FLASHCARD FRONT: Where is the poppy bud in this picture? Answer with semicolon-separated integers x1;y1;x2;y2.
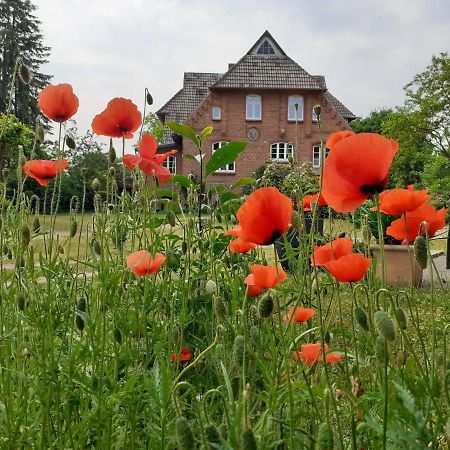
18;147;26;167
175;417;195;450
414;235;428;269
258;292;274;319
108;166;116;177
146;90;153;106
92;178;100;192
20;223;31;247
77;296;87;312
313;104;322;119
288;155;294;165
315;423;333;450
324;330;332;344
397;350;409;366
355;305;369;331
70;217;78;238
214;343;225;359
205;423;221;446
92;239;102;256
182;241;188;254
206;280;217;295
35;124;45;143
216;213;222;223
65;135;76;150
249;325;260;344
19;63;32;84
108;203;114;211
16;292;26;311
291;210;302;232
76;314;84;332
32;216;41;233
374;309;395;341
337;231;346;238
113;327;122;345
233;335;245;366
166;212;176;227
241;428;257;450
108;139;116;163
394;307;407;330
58;245;64;254
361;224;372;243
21;347;32;358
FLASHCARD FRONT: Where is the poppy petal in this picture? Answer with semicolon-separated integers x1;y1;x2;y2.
326;130;354;149
138;134;157;160
38;84;79;123
312;237;353;266
323;253;372;282
229;238;257;253
377;186;431;216
123;154;141;170
284;306;315;324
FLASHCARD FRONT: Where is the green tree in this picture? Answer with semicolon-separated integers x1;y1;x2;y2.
0;0;51;126
350;108;392;134
142;112;164;143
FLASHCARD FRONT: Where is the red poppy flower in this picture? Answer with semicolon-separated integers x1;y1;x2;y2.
171;346;192;362
375;185;430;216
38;84;79;123
312;237;372;283
292;343;342;366
23;159;68;186
126;250;165;276
386;202;448;243
229;238;257;253
322;133;399;213
244;264;287;297
326;130;355;149
302;193;327;212
92;98;142;139
123;134;177;184
232;187;292;245
283;306;315;324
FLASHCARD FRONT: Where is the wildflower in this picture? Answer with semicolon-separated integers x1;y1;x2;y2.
244;264;286;297
283;306;315;324
38;83;79;123
302;192;327;212
171;346;192;362
92;97;142;139
292;343;342;366
375;185;430;216
322;133;399;213
126;250;165;276
226;187;292;245
23;159;68;186
229;238;257;253
312;237;372;283
123;134;177;183
386;202;448;243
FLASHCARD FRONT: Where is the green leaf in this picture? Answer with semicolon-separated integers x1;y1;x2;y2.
219;192;240;204
182;153;197;161
155;189;178;199
231;177;254;190
199;126;213;139
170;175;192;188
166;121;200;147
208;185;227;195
205;141;248;177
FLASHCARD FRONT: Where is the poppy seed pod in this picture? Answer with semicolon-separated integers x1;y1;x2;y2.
291;210;302;232
233;335;245;366
175;417;195;450
315;423;334;450
374;309;396;341
70;218;78;238
414;235;428;269
113;327;122;345
92;239;102;256
19;63;32;84
166;212;176;227
75;314;84;332
108;139;116;163
91;178;100;192
313;104;322;119
32;216;41;233
375;336;388;363
395;307;407;330
206;280;217;295
258;292;274;319
35;124;45;143
355;305;369;331
20;223;31;247
108;166;116;177
241;428;257;450
76;296;87;312
361;224;372;243
65;135;76;150
16;292;26;311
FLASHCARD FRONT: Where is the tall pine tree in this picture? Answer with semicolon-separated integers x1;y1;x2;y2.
0;0;51;126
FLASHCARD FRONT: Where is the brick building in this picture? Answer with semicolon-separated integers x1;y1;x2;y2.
156;31;355;185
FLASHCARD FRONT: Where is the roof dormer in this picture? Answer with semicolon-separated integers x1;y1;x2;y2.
247;30;286;57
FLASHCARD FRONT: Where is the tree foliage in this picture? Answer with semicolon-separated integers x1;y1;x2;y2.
142;113;164;143
350;109;392;134
0;0;51;126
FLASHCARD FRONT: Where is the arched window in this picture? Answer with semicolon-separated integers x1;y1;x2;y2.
271;142;293;163
161;155;176;174
312;145;329;168
256;39;275;55
246;95;262;121
212;141;235;173
288;96;304;122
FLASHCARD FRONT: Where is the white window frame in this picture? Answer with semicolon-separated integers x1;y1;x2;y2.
212;106;221;121
312;106;319;123
162;155;176;174
256;39;275;55
246;95;262;121
312;145;329;168
271;142;293;163
288;96;304;122
212;141;235;174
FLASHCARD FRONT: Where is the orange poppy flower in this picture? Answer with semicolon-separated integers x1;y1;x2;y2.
283;306;315;324
229;238;257;253
386;202;448;243
375;185;430;216
232;187;292;245
302;193;327;212
126;250;165;276
322;133;399;213
244;264;287;297
292;343;342;366
92;98;142;139
171;346;192;362
123;134;177;184
23;159;68;186
38;83;79;123
326;130;355;149
311;237;353;266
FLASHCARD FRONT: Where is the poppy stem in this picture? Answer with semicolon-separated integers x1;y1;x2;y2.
374;194;387;292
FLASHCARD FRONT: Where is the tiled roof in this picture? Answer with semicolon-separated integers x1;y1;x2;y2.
312;75;327;90
211;55;323;90
157;72;221;143
324;91;356;120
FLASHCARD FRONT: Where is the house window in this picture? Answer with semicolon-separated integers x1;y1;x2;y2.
212;106;221;120
212;141;235;173
246;95;262;121
312;106;319;122
256;39;275;55
162;155;176;174
271;142;293;163
288;96;304;122
312;145;329;168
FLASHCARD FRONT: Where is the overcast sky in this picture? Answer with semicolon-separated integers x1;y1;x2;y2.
36;0;450;150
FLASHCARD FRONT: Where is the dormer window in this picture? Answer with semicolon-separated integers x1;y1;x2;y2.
257;39;275;55
246;95;262;121
212;106;221;120
288;96;304;122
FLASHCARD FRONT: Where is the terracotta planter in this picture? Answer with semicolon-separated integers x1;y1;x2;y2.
370;244;423;287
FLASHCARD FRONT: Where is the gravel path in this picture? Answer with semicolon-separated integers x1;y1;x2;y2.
422;254;449;288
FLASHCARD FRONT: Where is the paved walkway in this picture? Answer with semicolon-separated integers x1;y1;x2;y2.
422;253;449;288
